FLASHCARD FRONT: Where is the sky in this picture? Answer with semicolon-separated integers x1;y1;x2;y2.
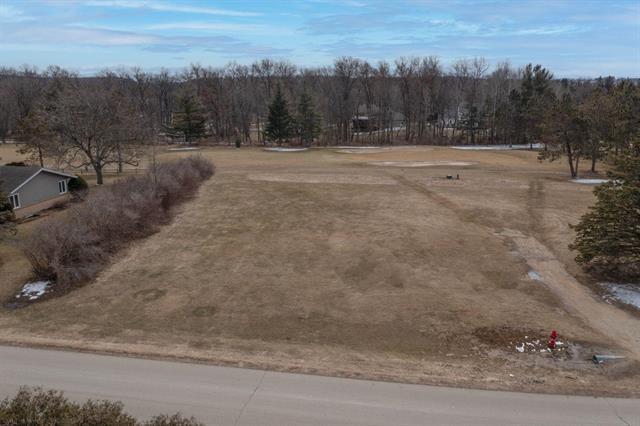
0;0;639;77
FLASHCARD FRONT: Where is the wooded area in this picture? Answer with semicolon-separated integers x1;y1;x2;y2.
0;57;638;180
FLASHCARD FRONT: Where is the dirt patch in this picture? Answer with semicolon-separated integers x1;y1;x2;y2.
474;325;542;346
248;173;397;185
192;306;217;317
369;161;474;167
133;288;167;302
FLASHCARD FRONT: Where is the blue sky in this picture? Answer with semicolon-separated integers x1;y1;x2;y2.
0;0;639;77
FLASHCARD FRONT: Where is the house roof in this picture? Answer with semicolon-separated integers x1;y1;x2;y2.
0;166;76;194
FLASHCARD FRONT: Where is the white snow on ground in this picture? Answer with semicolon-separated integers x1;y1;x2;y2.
601;282;640;309
263;148;308;152
17;281;49;300
334;146;384;149
570;179;609;185
528;271;544;282
337;148;392;154
353;126;404;136
369;161;473;167
167;147;201;151
451;143;542;151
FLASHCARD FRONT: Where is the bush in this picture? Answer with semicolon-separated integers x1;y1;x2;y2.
68;175;89;193
0;387;203;426
0;180;16;241
21;156;215;290
4;161;27;167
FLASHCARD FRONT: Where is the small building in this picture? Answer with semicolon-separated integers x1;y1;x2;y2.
0;166;76;218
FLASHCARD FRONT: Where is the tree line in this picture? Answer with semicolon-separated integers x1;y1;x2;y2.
0;58;638;181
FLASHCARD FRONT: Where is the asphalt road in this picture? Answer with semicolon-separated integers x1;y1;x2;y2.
0;345;638;425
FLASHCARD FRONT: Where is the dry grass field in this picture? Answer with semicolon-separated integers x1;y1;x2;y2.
1;144;639;396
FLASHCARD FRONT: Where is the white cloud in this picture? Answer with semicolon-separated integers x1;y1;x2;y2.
0;22;291;56
83;0;261;17
145;21;288;35
0;4;35;22
513;25;584;36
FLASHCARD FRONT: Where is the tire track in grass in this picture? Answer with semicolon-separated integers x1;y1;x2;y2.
393;172;640;360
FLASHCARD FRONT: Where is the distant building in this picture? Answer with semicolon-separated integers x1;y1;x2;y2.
352;116;377;133
0;166;75;218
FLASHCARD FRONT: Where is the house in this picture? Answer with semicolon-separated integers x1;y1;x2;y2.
0;166;76;218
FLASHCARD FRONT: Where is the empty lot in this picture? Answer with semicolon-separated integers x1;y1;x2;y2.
1;145;638;395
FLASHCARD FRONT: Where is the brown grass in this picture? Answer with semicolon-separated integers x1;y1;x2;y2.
1;145;638;396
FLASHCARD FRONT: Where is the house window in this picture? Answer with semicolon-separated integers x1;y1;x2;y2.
9;194;20;209
58;180;67;194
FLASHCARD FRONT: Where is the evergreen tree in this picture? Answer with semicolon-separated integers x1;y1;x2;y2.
166;94;206;144
0;179;16;238
539;93;586;178
295;91;322;146
570;155;640;281
457;106;483;145
516;64;554;148
264;85;293;145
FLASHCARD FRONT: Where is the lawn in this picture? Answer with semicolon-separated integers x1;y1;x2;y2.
0;145;638;396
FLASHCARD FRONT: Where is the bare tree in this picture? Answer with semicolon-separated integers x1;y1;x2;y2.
40;80;146;184
333;57;362;143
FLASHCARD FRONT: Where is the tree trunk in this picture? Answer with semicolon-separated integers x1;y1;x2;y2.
117;144;124;173
590;141;598;173
95;165;104;185
566;140;577;178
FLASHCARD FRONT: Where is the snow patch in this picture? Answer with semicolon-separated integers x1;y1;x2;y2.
167;147;201;151
17;281;49;300
353;126;404;136
334;146;383;149
451;143;541;151
263;147;308;152
528;271;544;282
570;179;608;185
336;148;391;154
369;161;473;167
601;282;640;309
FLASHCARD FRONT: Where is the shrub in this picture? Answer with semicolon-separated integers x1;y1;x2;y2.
21;156;215;290
145;413;204;426
4;161;26;167
68;175;89;193
0;179;16;242
0;387;203;426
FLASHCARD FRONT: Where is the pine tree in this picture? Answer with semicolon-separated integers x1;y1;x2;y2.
517;64;554;148
167;94;207;144
538;93;586;178
295;91;322;146
570;154;640;281
264;85;293;145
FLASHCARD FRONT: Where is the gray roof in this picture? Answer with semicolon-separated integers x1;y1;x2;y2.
0;166;41;194
0;166;75;194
